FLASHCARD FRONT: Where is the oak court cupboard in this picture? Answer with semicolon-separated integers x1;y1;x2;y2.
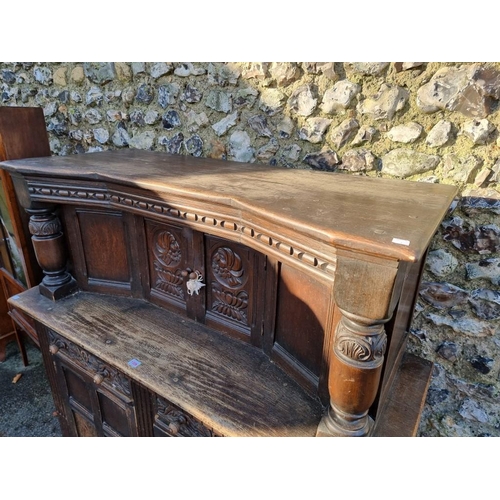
0;147;457;437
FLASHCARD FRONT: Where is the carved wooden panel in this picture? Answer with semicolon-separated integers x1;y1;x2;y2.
145;220;191;313
26;180;337;279
49;330;138;437
48;329;132;399
73;411;98;437
97;390;136;437
204;235;263;343
76;209;130;286
272;263;331;396
154;396;216;437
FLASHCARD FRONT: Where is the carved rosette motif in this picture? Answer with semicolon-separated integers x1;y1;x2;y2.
152;229;184;299
334;316;387;369
153;231;181;267
212;247;245;287
155;396;215;437
48;330;131;397
210;246;249;325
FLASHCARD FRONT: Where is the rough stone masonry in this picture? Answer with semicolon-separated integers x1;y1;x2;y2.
0;61;499;436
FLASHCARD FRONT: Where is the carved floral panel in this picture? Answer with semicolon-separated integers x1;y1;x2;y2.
207;242;251;328
147;222;187;302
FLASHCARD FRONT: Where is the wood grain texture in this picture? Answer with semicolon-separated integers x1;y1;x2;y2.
372;353;433;437
10;287;324;437
0;106;50;288
1;148;454;437
0;149;458;262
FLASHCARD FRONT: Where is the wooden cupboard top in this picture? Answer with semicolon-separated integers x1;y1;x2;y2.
0;149;457;262
10;287;324;437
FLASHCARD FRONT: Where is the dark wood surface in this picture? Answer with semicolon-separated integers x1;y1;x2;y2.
1;149;458;262
0;106;51;362
372;353;433;437
0;106;50;288
1;148;457;437
11;287;324;437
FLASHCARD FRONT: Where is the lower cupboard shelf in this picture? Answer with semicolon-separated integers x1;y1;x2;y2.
9;286;432;437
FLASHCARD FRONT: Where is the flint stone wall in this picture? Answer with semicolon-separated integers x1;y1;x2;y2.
1;61;499;437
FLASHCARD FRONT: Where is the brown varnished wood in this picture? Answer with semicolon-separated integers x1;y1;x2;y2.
1;149;458;437
1;149;458;262
0;106;50;288
318;255;401;436
272;262;331;398
0;269;32;365
26;206;77;300
11;287;324;437
74;208;131;291
0;106;51;360
373;257;428;416
145;218;192;315
372;353;433;437
51;348;138;437
33;322;75;436
0;107;51;163
130;381;156;437
204;235;265;346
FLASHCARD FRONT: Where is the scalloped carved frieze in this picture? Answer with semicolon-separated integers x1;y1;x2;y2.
47;329;131;397
29;185;108;201
28;181;335;276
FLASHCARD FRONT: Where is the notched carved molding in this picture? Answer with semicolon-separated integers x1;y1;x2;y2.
29;185;108;201
27;181;336;276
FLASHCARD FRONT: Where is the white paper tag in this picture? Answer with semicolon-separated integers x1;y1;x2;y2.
392;238;410;246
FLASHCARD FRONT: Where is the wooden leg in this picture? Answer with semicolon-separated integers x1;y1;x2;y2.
14;327;29;366
317;312;388;436
0;335;7;362
316;253;401;437
0;329;29;365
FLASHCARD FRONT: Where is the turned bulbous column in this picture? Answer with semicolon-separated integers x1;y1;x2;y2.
317;253;400;437
27;206;77;300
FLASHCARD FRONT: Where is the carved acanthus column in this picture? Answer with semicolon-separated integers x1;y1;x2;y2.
27;206;77;300
317;253;399;437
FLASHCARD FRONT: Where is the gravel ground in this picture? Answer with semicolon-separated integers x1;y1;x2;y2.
0;338;62;437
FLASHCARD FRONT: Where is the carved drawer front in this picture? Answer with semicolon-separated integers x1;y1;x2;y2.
154;396;217;437
47;329;138;437
47;329;132;400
